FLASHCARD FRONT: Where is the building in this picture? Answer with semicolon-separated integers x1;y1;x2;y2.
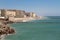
0;10;1;16
0;9;38;22
1;9;16;17
25;12;37;17
32;12;36;17
1;9;6;17
5;10;16;17
25;12;31;17
15;10;25;18
0;9;37;18
0;9;16;20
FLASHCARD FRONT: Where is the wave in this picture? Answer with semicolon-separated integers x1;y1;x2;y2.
0;35;7;40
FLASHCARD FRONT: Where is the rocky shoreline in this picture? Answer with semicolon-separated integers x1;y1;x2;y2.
0;21;15;40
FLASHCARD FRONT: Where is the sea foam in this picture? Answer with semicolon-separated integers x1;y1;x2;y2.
0;35;7;40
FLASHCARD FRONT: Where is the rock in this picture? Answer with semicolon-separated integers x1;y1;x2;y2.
0;23;15;35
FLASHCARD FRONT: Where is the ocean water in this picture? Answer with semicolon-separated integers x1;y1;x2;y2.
5;16;60;40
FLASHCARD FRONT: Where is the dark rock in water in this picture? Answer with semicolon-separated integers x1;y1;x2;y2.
0;23;15;36
8;28;15;34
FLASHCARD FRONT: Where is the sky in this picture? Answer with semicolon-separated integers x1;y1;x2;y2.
0;0;60;16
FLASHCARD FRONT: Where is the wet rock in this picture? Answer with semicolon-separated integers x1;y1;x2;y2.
0;23;15;36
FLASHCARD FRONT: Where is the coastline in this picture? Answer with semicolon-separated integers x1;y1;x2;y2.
0;21;15;40
9;17;40;23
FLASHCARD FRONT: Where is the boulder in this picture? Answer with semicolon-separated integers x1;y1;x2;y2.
0;23;15;35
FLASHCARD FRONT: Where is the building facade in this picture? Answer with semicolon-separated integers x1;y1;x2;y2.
5;10;16;17
0;9;37;19
15;10;25;18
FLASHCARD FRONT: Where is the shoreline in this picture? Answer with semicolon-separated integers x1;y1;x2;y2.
9;17;40;23
0;21;15;40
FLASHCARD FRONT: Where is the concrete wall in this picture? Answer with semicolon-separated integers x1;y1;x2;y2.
9;17;35;22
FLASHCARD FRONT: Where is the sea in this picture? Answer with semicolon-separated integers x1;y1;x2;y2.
5;16;60;40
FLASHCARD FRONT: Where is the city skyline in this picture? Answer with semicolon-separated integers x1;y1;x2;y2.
0;0;60;16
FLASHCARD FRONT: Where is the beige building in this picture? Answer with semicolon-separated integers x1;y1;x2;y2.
5;10;16;17
25;12;37;17
32;13;36;17
0;9;27;19
0;9;37;18
0;9;38;22
25;12;31;17
30;12;36;17
0;9;16;19
1;10;15;16
15;10;25;18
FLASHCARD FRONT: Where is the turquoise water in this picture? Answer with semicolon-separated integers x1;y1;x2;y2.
5;16;60;40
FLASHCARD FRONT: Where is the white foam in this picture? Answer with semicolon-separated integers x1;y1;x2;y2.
0;35;7;40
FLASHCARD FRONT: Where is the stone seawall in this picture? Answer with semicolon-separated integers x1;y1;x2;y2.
9;17;36;22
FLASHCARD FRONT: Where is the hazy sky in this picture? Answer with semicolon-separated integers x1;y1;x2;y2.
0;0;60;16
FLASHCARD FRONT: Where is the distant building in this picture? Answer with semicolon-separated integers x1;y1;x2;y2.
0;9;16;20
5;10;16;17
1;9;16;17
1;9;6;17
0;9;38;22
0;10;1;16
0;9;37;18
15;10;25;18
25;12;31;17
0;9;6;20
25;12;37;17
32;12;36;17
